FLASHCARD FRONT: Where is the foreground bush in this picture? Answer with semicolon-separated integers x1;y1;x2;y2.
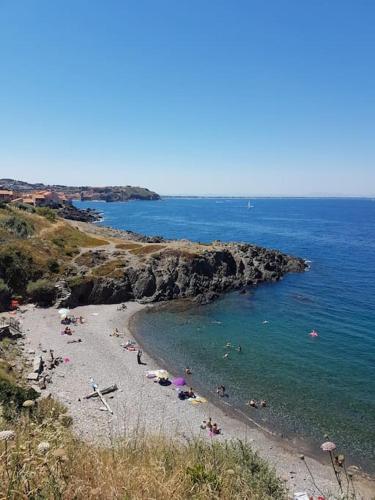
0;399;287;500
35;207;57;222
0;279;11;311
0;247;40;294
27;279;56;306
0;215;34;238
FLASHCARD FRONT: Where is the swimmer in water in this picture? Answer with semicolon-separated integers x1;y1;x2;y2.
223;352;230;359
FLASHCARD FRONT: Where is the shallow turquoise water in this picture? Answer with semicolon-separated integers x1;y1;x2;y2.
77;198;375;470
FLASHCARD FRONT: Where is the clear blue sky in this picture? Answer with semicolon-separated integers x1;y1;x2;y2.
0;0;374;196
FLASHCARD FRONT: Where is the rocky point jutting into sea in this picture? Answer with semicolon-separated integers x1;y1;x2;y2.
60;221;307;307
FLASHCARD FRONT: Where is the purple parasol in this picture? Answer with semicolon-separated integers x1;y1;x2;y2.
172;377;186;387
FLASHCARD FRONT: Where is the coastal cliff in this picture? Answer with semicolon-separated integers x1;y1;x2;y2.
0;205;305;309
63;223;306;306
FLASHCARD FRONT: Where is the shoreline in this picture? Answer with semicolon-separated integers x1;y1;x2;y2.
129;306;375;487
17;302;375;499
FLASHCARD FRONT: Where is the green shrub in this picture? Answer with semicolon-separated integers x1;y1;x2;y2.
52;237;65;248
47;258;60;273
35;207;57;222
0;247;40;294
0;378;38;420
27;279;56;306
1;215;34;238
0;279;11;311
0;201;9;209
14;202;35;213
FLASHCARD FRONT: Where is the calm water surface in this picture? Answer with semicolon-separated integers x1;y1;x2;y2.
77;198;375;470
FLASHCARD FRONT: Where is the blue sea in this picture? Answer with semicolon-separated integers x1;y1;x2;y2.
76;198;375;471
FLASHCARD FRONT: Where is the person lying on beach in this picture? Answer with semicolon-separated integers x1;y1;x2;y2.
212;423;221;435
158;377;171;386
201;417;212;430
178;390;187;400
110;328;120;337
63;326;72;335
186;387;196;398
79;316;85;324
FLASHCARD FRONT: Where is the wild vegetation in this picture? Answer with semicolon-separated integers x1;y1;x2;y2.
0;205;108;308
0;399;287;499
0;335;288;499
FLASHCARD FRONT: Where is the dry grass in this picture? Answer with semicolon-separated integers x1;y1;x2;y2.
130;244;166;256
115;242;143;250
0;399;286;500
75;251;107;267
92;259;126;277
46;225;108;249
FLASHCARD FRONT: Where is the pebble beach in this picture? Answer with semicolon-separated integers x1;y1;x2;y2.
17;302;374;499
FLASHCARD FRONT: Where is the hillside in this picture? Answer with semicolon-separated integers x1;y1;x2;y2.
0;178;160;201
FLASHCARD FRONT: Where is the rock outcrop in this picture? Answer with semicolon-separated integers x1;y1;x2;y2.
65;242;306;307
57;205;102;223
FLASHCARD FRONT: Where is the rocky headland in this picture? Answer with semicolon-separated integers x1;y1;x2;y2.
61;221;306;307
0;204;306;311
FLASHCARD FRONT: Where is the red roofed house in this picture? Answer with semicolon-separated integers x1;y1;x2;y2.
0;189;14;202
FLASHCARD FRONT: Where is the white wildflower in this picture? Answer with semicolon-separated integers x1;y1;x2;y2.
37;441;50;453
0;430;16;442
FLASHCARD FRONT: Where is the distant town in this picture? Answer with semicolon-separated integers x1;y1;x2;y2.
0;179;160;207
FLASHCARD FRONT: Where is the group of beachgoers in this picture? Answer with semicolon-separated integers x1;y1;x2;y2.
61;315;85;326
61;315;85;336
246;399;267;408
120;338;146;365
200;417;221;435
223;341;242;359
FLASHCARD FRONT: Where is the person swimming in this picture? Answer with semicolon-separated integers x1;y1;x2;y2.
217;385;226;397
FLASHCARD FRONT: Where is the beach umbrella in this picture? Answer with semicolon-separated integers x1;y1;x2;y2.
172;377;186;386
58;308;69;316
320;441;336;452
155;369;169;379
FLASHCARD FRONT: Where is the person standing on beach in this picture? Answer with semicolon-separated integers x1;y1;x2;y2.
137;350;143;365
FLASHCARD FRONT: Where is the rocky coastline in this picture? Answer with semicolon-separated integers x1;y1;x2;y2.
62;221;307;307
57;204;103;223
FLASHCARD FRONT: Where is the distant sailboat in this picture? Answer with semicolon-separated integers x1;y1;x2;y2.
247;200;254;209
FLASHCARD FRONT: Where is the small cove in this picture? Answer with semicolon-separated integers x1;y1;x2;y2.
77;197;375;472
